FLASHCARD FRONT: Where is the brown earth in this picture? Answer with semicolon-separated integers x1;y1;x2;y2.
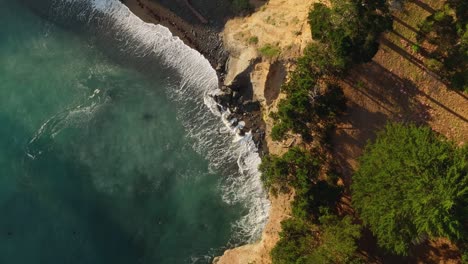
213;191;294;264
332;0;467;263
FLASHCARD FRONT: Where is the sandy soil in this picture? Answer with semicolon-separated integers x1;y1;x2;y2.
213;191;294;264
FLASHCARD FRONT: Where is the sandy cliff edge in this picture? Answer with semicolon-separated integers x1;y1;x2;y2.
215;0;316;263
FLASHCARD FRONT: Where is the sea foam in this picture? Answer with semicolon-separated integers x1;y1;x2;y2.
37;0;270;244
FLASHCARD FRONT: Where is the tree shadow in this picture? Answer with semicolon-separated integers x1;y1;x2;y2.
265;60;286;105
380;37;439;78
332;102;388;187
407;0;436;14
332;61;432;187
410;239;461;263
331;59;467;262
390;30;433;58
417;86;468;123
393;16;421;35
454;90;468;101
356;227;411;264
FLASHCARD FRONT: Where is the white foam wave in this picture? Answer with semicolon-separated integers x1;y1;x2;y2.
28;89;107;155
47;0;270;244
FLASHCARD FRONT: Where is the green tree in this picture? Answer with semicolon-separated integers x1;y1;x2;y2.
352;123;468;255
308;0;392;69
271;213;362;264
307;213;362;263
270;81;345;142
417;3;468;91
271;218;319;264
259;147;321;194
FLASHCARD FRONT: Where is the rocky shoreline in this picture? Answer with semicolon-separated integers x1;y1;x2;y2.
124;0;268;155
124;0;316;263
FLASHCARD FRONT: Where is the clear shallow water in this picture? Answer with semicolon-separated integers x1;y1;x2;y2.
0;0;269;263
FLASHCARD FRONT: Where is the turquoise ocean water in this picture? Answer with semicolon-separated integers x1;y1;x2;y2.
0;0;269;263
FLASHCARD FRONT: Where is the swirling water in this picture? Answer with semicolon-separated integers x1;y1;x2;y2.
0;0;269;263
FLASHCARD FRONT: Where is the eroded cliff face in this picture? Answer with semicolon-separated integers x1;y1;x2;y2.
222;0;315;154
214;0;317;263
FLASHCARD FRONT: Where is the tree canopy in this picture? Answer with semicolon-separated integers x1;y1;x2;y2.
271;213;361;264
417;1;468;92
308;0;392;70
352;123;468;255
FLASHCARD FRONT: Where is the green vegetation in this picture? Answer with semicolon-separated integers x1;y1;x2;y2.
352;123;468;255
271;213;361;264
260;147;320;194
269;0;392;142
248;36;259;45
259;44;281;59
270;79;345;141
258;0;466;262
308;0;393;72
417;1;468;92
261;128;361;263
463;250;468;264
260;1;395;261
308;213;361;264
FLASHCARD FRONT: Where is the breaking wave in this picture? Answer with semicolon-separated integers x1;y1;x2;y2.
30;0;270;245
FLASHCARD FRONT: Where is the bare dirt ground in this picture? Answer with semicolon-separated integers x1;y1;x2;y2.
332;0;467;263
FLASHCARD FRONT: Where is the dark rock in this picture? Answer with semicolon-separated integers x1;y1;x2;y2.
242;100;261;112
237;96;244;105
232;91;240;101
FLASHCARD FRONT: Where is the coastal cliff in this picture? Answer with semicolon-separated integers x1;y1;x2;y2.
214;0;317;262
125;0;468;263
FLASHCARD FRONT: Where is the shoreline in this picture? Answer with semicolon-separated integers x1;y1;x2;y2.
124;0;314;262
122;0;468;263
123;0;227;68
124;0;268;153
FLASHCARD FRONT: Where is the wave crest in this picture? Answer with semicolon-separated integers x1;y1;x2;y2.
38;0;270;244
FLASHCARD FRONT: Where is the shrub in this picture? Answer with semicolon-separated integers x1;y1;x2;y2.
417;3;468;92
271;79;345;142
248;36;259;45
308;213;361;263
259;147;321;194
352;123;468;255
259;44;281;58
308;0;392;70
271;218;319;264
271;212;362;264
